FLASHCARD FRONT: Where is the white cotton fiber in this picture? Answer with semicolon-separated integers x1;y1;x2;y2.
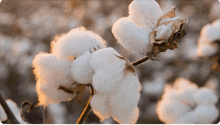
51;27;106;59
33;53;75;105
202;21;220;42
90;48;126;94
193;88;218;105
112;17;152;55
156;100;191;124
174;112;196;124
47;103;66;124
71;52;94;84
33;53;73;86
36;81;73;106
192;105;219;124
128;0;163;29
90;94;111;121
173;78;198;106
110;72;141;124
197;42;218;57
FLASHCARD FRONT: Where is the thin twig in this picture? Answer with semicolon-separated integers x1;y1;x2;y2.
0;93;20;124
76;85;94;124
132;56;149;66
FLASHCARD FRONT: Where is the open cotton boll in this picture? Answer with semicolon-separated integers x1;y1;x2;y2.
192;105;219;124
110;72;141;124
51;27;106;59
128;0;163;29
156;100;191;124
91;48;127;93
90;94;112;121
36;81;73;106
112;17;152;55
154;23;173;42
193;88;218;105
71;52;94;84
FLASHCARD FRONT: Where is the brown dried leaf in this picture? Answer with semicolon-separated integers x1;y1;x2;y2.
157;7;176;27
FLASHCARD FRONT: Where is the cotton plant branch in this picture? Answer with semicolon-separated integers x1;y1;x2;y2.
0;93;19;124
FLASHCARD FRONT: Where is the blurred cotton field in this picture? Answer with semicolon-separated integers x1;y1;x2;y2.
0;0;219;124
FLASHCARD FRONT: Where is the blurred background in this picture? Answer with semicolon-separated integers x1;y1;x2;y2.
0;0;219;124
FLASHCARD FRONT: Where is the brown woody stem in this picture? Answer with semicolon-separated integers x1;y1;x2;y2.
0;93;20;124
76;85;94;124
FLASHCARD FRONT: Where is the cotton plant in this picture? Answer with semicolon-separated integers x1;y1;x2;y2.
33;27;106;106
112;0;188;59
156;78;219;124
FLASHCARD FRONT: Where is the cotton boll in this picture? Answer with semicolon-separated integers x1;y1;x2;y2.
128;0;163;29
156;100;191;124
71;52;94;84
193;88;218;106
203;23;220;42
112;17;152;55
51;27;106;59
192;105;219;124
110;72;141;124
90;94;111;121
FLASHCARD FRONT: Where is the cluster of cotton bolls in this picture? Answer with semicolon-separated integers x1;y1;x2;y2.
156;78;219;124
33;26;141;124
197;19;220;58
0;99;27;124
112;0;187;56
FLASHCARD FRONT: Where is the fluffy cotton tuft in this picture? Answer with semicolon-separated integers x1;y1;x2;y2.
110;72;141;124
156;77;219;124
112;17;152;55
128;0;163;29
71;52;94;84
33;53;75;105
91;48;126;94
197;19;220;57
51;27;106;59
193;88;218;105
90;47;141;124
